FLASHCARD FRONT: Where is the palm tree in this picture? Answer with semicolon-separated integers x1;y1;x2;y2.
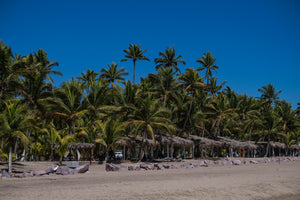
196;51;219;85
236;95;262;140
57;134;75;164
154;47;186;73
206;93;237;137
77;69;99;92
0;100;30;172
258;83;281;110
127;95;175;160
100;62;128;86
179;68;205;131
19;50;62;113
207;76;226;96
275;101;299;146
148;67;179;107
259;110;282;157
23;49;61;84
296;103;300;115
121;44;150;85
117;80;137;106
82;79;110;122
192;90;212;137
0;41;25;104
47;79;86;135
95;118;126;161
42;122;61;161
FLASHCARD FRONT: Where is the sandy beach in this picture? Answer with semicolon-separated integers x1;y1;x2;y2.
1;159;300;200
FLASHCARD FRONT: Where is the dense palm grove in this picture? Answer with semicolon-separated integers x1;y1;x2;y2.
1;41;300;171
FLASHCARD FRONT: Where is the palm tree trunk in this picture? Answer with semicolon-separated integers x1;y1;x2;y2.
183;93;193;132
73;121;75;135
8;145;12;173
206;77;210;94
264;133;271;157
22;130;30;162
14;139;18;158
51;145;55;162
139;130;147;161
133;60;136;85
163;92;168;107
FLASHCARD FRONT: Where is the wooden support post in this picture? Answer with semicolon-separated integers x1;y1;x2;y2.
123;145;126;160
243;148;245;163
247;149;250;157
151;146;154;158
201;146;203;159
192;145;195;158
183;146;186;159
171;144;174;159
239;147;241;160
167;144;170;158
90;149;92;165
135;147;138;161
74;149;76;161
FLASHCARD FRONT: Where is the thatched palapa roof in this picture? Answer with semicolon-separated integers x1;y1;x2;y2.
156;134;194;147
67;143;95;150
270;142;286;149
217;137;258;150
186;135;223;148
257;141;286;149
116;136;157;147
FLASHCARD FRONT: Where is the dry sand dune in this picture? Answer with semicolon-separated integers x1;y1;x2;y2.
1;159;300;200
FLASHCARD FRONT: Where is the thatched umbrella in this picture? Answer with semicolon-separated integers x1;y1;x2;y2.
115;137;136;160
269;142;286;156
289;143;300;156
67;143;95;164
216;137;258;158
115;138;135;147
156;134;194;158
186;135;222;147
50;143;60;161
244;141;258;150
125;136;158;160
186;135;223;158
171;136;194;158
290;144;300;150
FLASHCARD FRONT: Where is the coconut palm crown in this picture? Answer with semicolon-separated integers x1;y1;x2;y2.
155;47;186;73
121;44;149;85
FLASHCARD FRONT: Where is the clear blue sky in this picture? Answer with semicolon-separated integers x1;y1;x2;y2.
1;0;300;107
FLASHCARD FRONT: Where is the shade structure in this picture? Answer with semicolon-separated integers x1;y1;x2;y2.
270;142;286;149
134;136;157;147
256;141;286;149
189;135;223;148
67;143;95;150
156;134;194;147
115;136;157;147
216;137;258;150
115;137;136;147
67;143;95;164
289;144;300;150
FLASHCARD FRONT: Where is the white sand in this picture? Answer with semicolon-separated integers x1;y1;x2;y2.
1;159;300;200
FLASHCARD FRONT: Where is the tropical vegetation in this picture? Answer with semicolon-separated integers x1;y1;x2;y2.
1;41;300;169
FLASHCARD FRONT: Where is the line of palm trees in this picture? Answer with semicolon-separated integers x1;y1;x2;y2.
1;41;300;173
